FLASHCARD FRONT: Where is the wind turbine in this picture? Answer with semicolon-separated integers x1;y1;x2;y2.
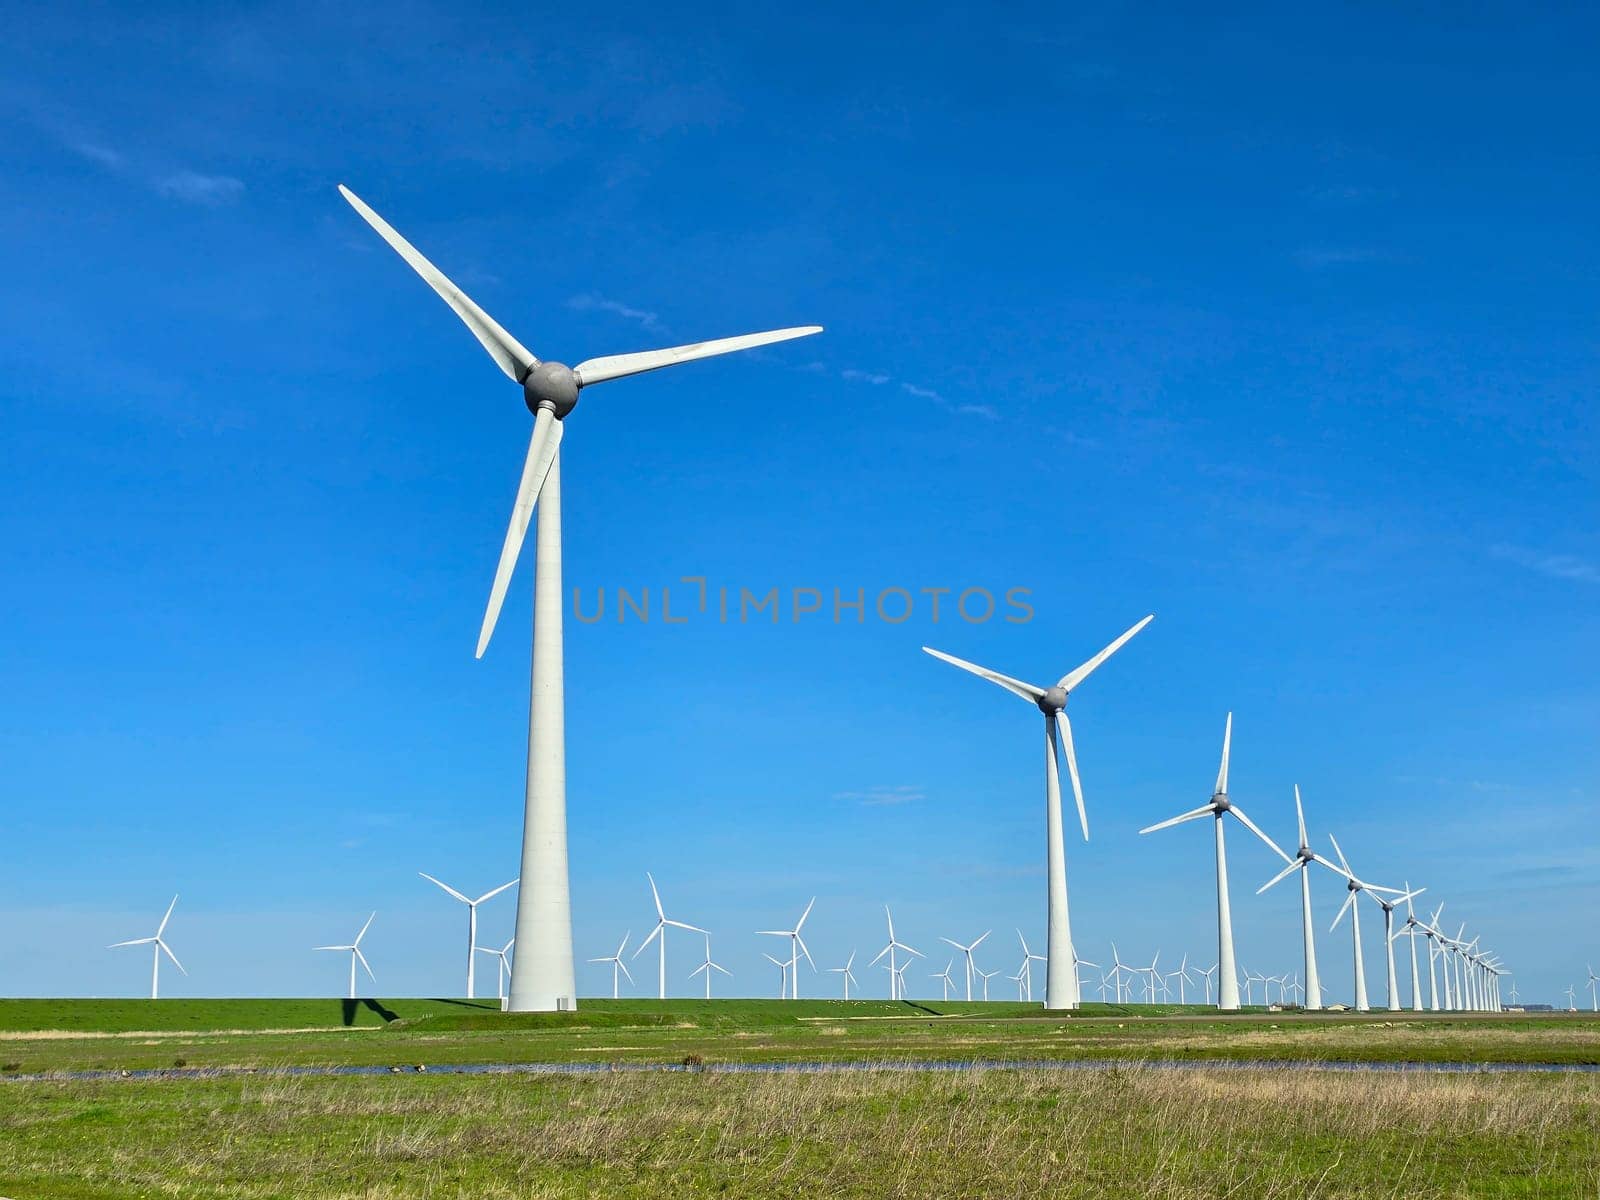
1108;943;1134;1004
762;952;790;999
933;960;957;1002
109;896;185;1000
1327;836;1403;1013
689;933;731;999
476;937;515;1006
1013;930;1048;1003
1372;884;1427;1012
868;905;922;1000
940;931;991;1001
1588;966;1599;1013
1197;962;1218;1005
339;186;820;1012
923;615;1154;1009
1564;985;1577;1011
634;874;705;999
828;951;859;1000
314;912;376;1000
418;873;517;999
1140;714;1291;1011
977;967;999;1001
758;899;816;999
587;933;633;1000
1255;785;1350;1011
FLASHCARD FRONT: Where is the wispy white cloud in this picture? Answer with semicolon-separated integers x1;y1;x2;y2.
835;784;925;806
70;141;124;169
1294;246;1384;269
900;382;940;401
1491;544;1600;585
841;368;890;385
566;292;663;332
156;170;244;206
954;403;1000;421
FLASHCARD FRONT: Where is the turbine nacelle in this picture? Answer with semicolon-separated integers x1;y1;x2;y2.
522;362;581;417
1211;790;1231;812
1034;686;1068;714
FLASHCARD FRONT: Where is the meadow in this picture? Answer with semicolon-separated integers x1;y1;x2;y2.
4;1000;1598;1198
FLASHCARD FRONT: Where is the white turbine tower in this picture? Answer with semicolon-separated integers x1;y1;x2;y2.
314;912;376;1000
828;951;859;999
1587;966;1599;1013
923;616;1153;1010
689;933;731;999
587;933;633;1000
977;968;999;1001
933;960;957;1001
634;874;705;1000
1255;785;1351;1011
109;896;185;1000
1327;836;1402;1013
758;899;816;1000
1371;884;1426;1012
940;931;991;1002
1139;715;1291;1011
868;905;922;1000
476;937;515;1007
340;187;820;1012
418;873;517;999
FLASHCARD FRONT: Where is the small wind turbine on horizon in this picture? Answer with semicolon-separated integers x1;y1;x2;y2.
1013;930;1048;1003
689;933;731;1000
419;872;517;999
828;951;859;1000
869;905;922;1000
476;937;515;1007
933;960;957;1002
940;931;991;1002
315;912;376;1000
763;952;790;999
109;896;185;1000
1256;785;1350;1011
758;899;816;1000
339;186;820;1012
922;615;1154;1009
588;933;633;1000
1139;714;1292;1011
634;874;705;1000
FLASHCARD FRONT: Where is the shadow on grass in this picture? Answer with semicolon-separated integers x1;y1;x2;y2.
341;998;400;1027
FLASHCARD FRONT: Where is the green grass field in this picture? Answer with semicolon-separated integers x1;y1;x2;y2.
4;1000;1598;1198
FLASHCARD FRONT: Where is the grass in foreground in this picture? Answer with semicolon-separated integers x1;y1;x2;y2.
2;1064;1597;1199
1;999;1597;1074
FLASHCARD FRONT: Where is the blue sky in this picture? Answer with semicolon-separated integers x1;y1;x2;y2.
1;3;1595;1006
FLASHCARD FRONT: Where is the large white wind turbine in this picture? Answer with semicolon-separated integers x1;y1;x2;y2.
1255;785;1351;1011
868;905;922;1000
109;896;185;1000
923;616;1153;1009
1327;836;1402;1013
689;933;731;1000
477;937;515;1006
1139;715;1291;1011
418;873;517;999
315;912;376;1000
340;187;819;1011
1587;966;1599;1013
634;874;705;1000
940;931;991;1002
758;899;816;1000
588;933;633;1000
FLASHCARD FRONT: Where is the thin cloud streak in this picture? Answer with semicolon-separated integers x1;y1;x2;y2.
1491;544;1600;586
566;292;664;333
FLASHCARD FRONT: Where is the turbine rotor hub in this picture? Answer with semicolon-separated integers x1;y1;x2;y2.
523;361;581;418
1036;686;1068;713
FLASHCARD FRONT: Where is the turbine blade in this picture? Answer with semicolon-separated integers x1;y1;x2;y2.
921;647;1044;703
1056;615;1154;692
1256;858;1304;894
355;912;377;945
356;947;376;981
474;878;519;905
160;940;186;975
867;945;891;967
796;897;816;931
1328;833;1353;874
1055;711;1089;840
618;958;633;984
1228;806;1293;864
476;410;563;658
1331;889;1357;932
1138;804;1213;835
419;873;470;904
648;873;665;920
1214;712;1233;794
157;895;178;937
573;326;822;387
1293;784;1309;850
615;931;630;958
634;923;662;955
713;962;731;976
796;934;815;970
337;185;537;382
109;937;156;948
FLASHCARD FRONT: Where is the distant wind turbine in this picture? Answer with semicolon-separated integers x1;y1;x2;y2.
758;898;816;1000
419;872;518;999
689;933;730;999
587;933;633;1000
476;937;515;1006
763;952;790;999
1327;836;1403;1013
933;960;957;1002
1139;714;1292;1011
314;912;376;1000
828;951;859;1000
922;615;1154;1008
940;931;991;1001
1256;785;1350;1010
634;873;705;1000
868;905;922;1000
1372;884;1427;1012
109;896;185;1000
